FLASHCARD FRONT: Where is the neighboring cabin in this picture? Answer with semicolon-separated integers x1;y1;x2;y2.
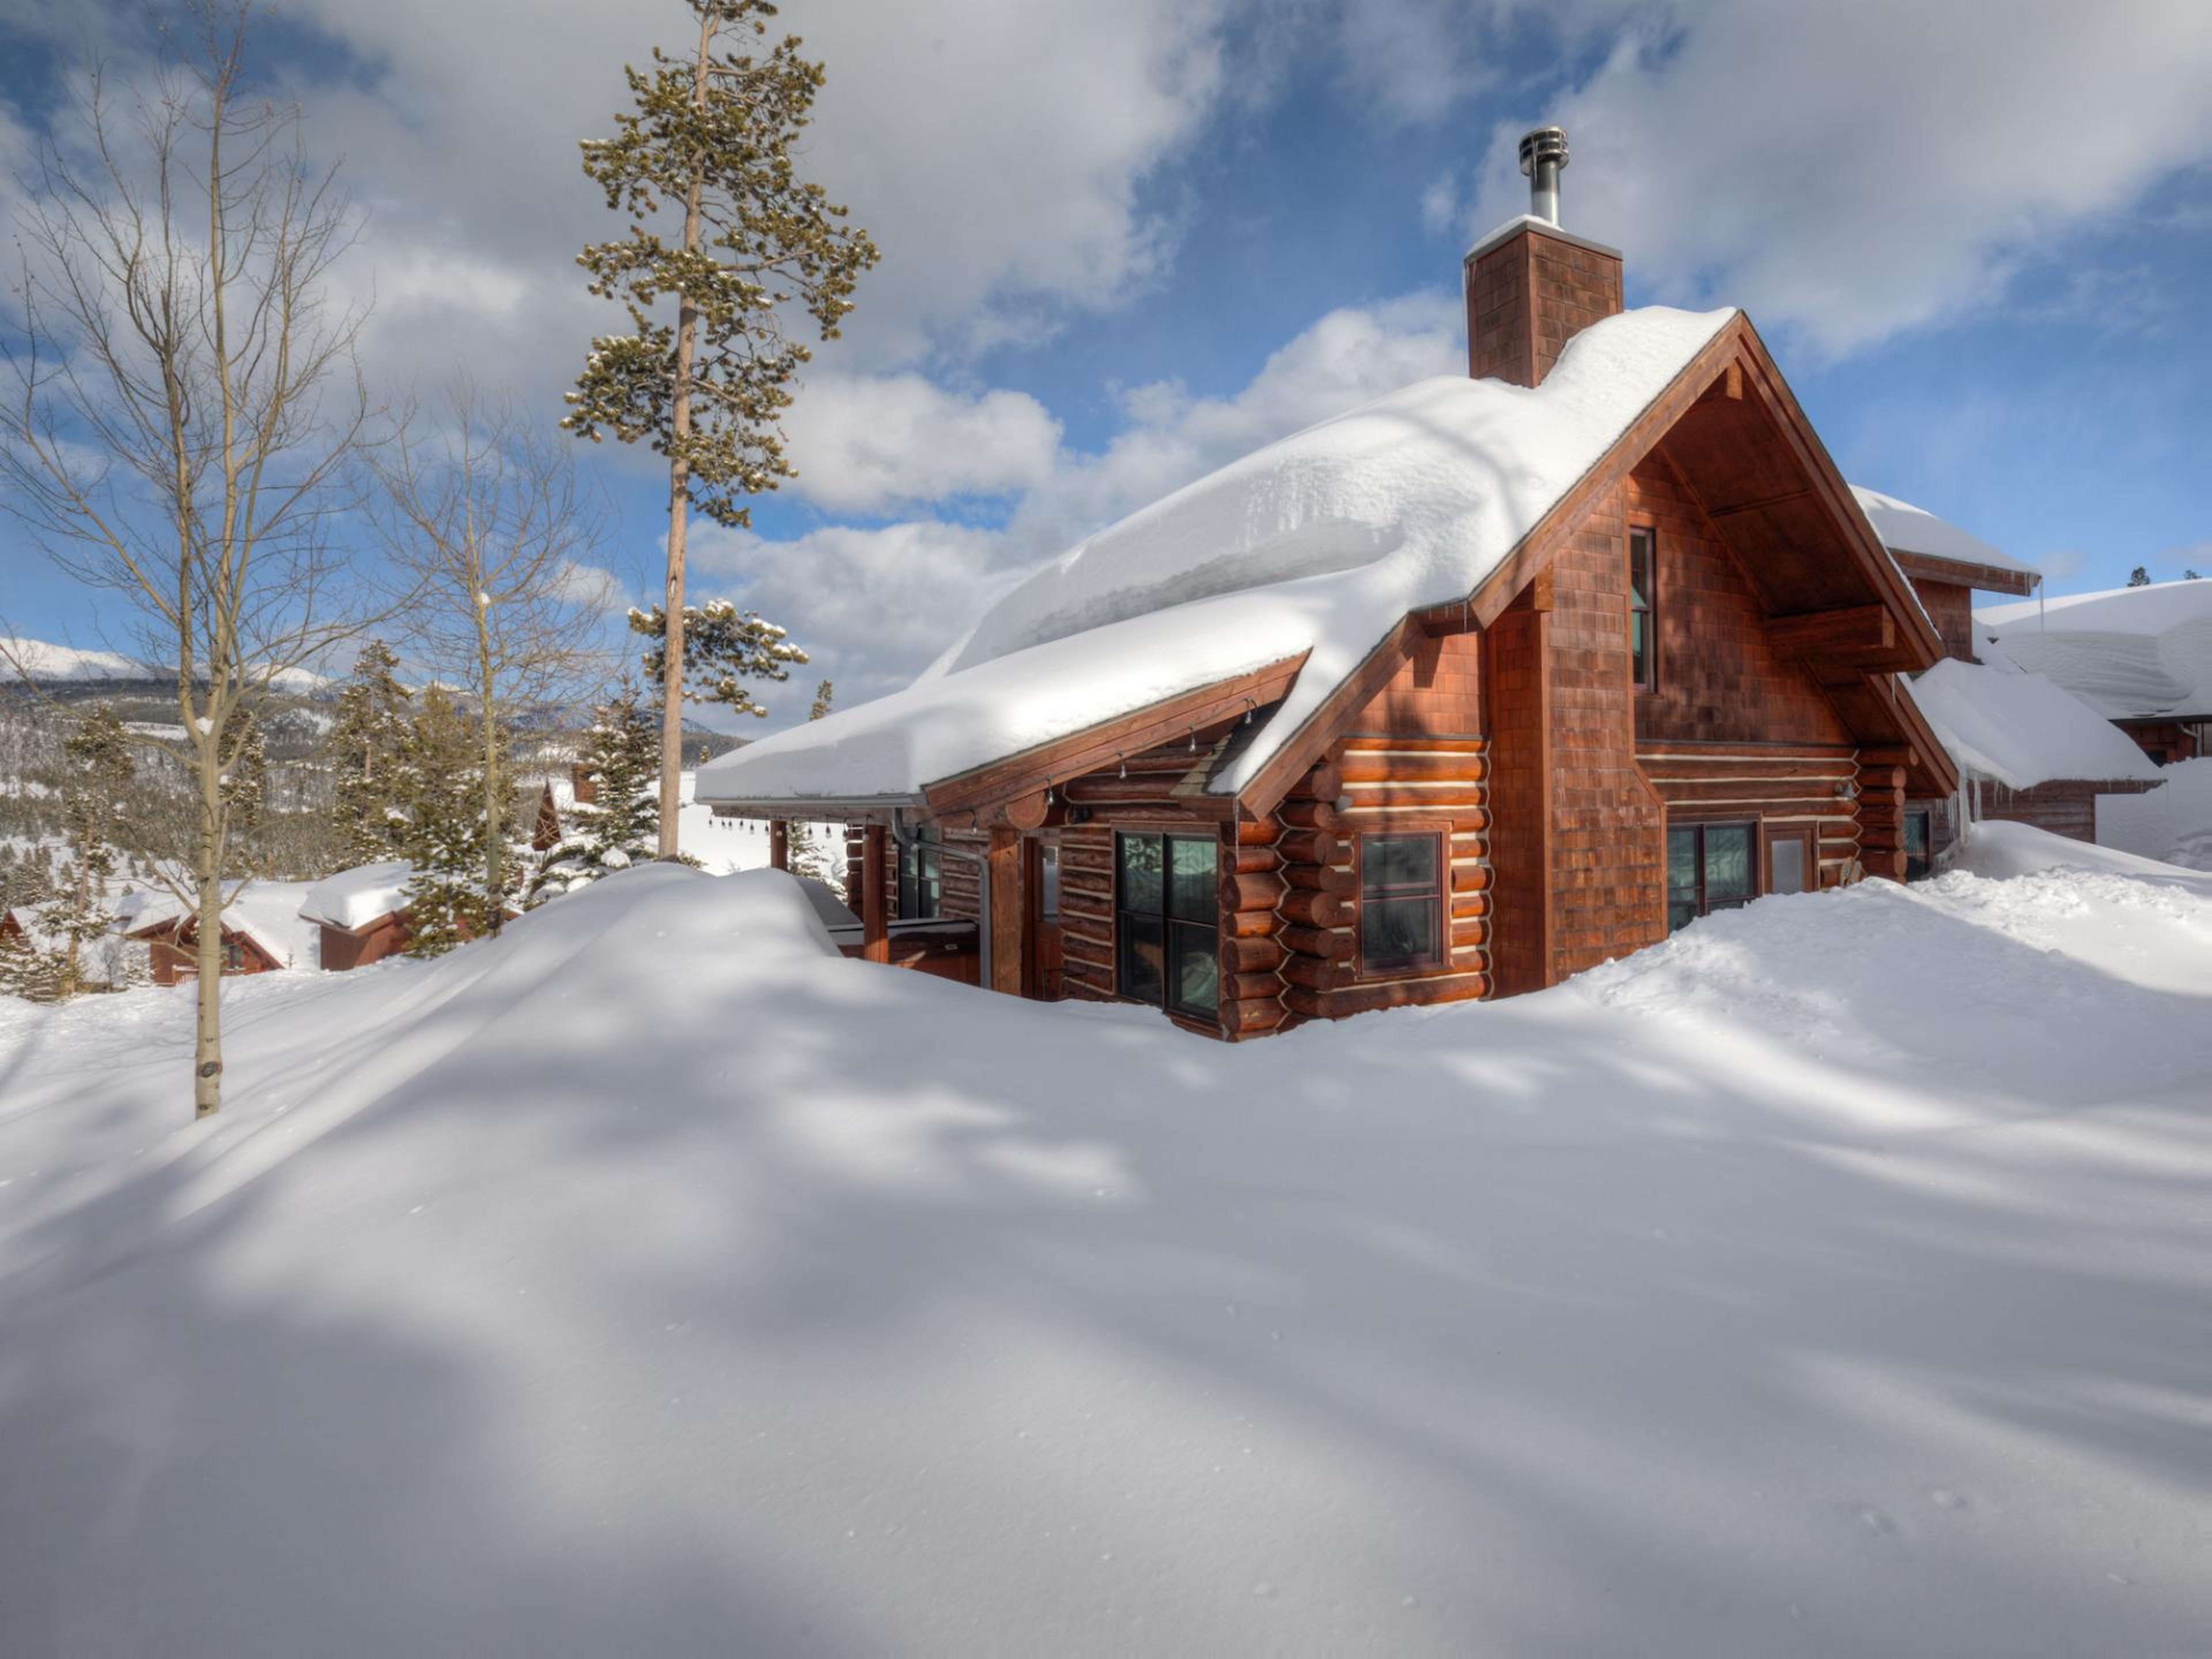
1846;491;2166;857
1979;578;2212;765
700;128;1974;1039
300;862;418;971
119;883;317;984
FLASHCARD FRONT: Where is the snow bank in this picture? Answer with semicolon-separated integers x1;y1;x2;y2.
2;858;2210;1653
1950;815;2212;890
700;306;1734;805
1979;577;2212;720
299;861;415;931
1907;658;2163;789
1849;486;2035;578
2097;756;2212;872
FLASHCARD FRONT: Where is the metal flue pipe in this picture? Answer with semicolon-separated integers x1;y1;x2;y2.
1519;126;1570;225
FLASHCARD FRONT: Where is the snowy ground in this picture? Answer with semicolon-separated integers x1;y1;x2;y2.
1;823;2207;1656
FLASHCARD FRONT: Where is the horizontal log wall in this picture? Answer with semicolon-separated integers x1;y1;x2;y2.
1058;823;1116;1003
1275;627;1491;1024
1638;743;1862;887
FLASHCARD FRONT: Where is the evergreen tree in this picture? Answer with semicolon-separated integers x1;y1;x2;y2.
529;684;667;902
628;598;807;719
329;640;415;866
55;707;135;995
0;924;59;1003
397;688;517;957
2185;568;2202;582
2128;565;2152;587
566;0;877;857
808;678;834;722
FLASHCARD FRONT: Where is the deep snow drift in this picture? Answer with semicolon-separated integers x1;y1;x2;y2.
1;833;2208;1656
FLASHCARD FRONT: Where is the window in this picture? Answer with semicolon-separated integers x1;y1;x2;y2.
1903;810;1931;882
897;825;941;920
1666;821;1755;933
1628;525;1657;692
1115;831;1218;1019
1358;832;1445;974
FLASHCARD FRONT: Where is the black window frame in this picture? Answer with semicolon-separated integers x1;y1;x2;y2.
1666;819;1758;934
897;825;942;921
1628;524;1658;694
1355;828;1448;977
1113;830;1219;1021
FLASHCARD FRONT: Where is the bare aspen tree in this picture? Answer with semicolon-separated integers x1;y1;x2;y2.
373;384;616;932
567;0;877;859
0;5;374;1119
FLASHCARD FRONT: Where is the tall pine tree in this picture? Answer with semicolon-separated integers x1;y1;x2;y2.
566;0;876;858
329;640;415;867
529;684;667;903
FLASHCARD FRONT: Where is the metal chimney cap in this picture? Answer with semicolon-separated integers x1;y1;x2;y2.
1518;126;1570;176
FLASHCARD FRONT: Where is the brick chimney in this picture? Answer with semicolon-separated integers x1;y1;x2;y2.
1464;127;1623;388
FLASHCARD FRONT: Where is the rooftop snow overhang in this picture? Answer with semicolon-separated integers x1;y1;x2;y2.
704;656;1308;827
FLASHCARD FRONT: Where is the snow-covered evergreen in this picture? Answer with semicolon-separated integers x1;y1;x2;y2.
528;683;668;902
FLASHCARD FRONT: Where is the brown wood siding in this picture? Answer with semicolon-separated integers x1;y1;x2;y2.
1643;744;1862;886
1629;455;1858;749
1911;578;1978;662
1974;777;2161;844
1056;823;1116;1004
1544;487;1666;979
1483;605;1548;996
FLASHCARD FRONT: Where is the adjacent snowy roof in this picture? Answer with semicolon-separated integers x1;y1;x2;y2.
300;862;417;933
118;881;319;969
700;305;1736;805
1977;578;2212;720
1907;658;2164;790
1849;486;2037;579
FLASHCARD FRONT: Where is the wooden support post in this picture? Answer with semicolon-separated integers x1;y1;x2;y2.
768;819;790;872
987;826;1025;996
862;824;889;963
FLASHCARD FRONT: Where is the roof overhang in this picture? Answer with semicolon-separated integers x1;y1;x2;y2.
1891;549;2038;598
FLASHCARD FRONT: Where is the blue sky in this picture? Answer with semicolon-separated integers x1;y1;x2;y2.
3;0;2209;726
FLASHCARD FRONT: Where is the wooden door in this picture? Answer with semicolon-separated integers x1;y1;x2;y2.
1762;824;1815;896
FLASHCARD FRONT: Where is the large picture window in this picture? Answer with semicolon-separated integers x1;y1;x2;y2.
897;825;942;920
1666;821;1755;933
1628;525;1657;692
1115;831;1218;1019
1358;831;1444;974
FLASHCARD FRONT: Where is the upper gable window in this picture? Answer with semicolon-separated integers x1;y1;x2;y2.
1628;526;1657;692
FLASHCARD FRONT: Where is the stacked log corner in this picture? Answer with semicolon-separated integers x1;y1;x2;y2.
1855;760;1907;881
1280;738;1494;1021
1218;813;1287;1040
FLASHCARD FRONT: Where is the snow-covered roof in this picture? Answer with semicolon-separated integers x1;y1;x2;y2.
119;881;319;969
300;862;417;932
701;305;1736;806
1977;578;2212;721
1849;486;2037;579
1907;658;2164;790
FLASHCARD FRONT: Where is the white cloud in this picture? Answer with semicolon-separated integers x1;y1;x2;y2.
1451;0;2212;355
781;376;1062;516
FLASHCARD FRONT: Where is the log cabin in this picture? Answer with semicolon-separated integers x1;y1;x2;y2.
1850;492;2164;857
121;886;302;985
699;126;1969;1038
1979;577;2212;766
300;862;417;971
